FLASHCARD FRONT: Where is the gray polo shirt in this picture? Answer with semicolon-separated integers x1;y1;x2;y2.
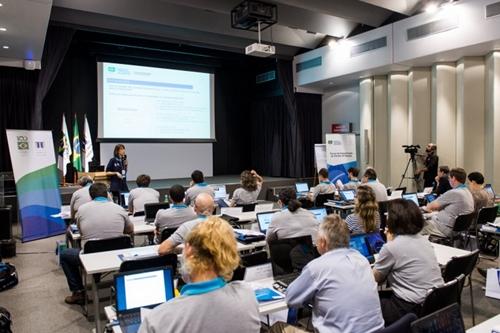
231;184;261;205
185;183;215;206
70;185;92;218
365;181;388;202
311;181;336;200
154;204;197;241
167;216;207;247
76;199;133;247
343;179;361;191
374;234;444;304
138;281;260;333
266;208;319;243
432;185;474;235
286;248;384;333
128;187;160;213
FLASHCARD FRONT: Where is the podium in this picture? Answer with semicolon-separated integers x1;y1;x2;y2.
77;172;115;185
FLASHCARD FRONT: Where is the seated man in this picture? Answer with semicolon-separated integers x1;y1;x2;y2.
154;184;196;243
433;165;452;196
467;171;494;216
422;167;474;237
308;168;335;202
69;176;93;219
184;170;215;206
158;193;214;255
61;182;134;305
128;174;160;215
342;167;361;191
362;168;388;202
286;214;384;333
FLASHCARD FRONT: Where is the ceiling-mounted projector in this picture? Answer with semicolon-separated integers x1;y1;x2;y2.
245;43;275;57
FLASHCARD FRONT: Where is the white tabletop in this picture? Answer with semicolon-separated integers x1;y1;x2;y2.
223;211;258;223
324;202;355;209
69;215;155;241
467;314;500;333
431;242;471;266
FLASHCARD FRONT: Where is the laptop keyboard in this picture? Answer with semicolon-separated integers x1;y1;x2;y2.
277;273;299;286
120;312;141;326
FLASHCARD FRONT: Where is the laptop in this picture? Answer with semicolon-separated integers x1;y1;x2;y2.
269;235;318;288
425;193;437;204
210;184;227;200
144;202;170;223
365;232;385;254
349;234;375;264
484;184;496;198
389;190;403;199
402;192;419;207
114;267;175;333
256;211;275;234
120;192;130;209
308;207;327;222
339;189;356;203
295;183;309;197
423;187;434;194
410;303;465;333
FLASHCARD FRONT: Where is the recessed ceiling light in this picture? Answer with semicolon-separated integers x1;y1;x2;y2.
0;27;6;32
0;3;3;7
2;45;9;49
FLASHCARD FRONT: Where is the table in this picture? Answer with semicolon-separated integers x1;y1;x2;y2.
324;202;355;217
430;242;471;266
467;314;500;333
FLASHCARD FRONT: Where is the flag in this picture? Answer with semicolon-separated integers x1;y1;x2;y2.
57;114;72;176
72;114;82;172
82;115;94;172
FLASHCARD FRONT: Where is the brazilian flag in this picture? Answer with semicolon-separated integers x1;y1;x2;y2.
72;114;82;172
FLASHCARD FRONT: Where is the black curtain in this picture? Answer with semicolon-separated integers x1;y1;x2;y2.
0;67;39;171
32;26;75;130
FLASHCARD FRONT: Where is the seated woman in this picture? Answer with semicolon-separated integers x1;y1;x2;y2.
373;199;444;325
266;188;319;243
345;185;380;234
139;216;260;333
230;170;263;206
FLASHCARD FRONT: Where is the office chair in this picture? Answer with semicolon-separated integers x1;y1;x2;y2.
268;236;316;275
429;212;475;248
376;313;417;333
236;203;257;212
314;193;335;208
420;274;465;317
160;227;179;243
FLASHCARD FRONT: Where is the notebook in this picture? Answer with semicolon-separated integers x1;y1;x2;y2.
295;183;309;197
256;211;275;234
308;207;327;222
339;189;356;203
410;303;465;333
484;184;496;198
114;267;175;333
144;202;170;223
402;192;419;207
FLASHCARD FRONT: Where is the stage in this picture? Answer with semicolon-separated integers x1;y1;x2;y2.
59;175;316;204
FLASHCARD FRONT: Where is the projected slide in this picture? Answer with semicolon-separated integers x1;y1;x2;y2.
98;62;214;140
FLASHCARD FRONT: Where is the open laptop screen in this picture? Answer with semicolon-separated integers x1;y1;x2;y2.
145;202;170;221
115;267;174;313
402;193;419;207
339;190;355;201
349;234;374;262
211;184;227;200
257;211;275;233
309;208;327;222
295;183;309;193
484;184;495;198
365;232;385;254
120;192;130;208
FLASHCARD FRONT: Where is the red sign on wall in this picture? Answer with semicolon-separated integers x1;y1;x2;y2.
331;123;352;133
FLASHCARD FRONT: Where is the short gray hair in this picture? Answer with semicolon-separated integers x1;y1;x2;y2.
319;214;350;251
78;176;93;186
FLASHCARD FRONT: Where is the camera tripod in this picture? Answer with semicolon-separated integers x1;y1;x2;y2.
398;154;418;188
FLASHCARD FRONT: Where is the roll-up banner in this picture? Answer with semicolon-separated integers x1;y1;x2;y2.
325;133;357;184
6;130;65;241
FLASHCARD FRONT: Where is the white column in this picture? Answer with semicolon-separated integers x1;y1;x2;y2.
431;63;456;169
359;78;373;172
456;57;485;172
485;52;500;189
387;73;409;188
408;68;432;147
373;76;389;185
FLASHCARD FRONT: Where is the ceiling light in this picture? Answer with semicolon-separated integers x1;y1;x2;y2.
2;45;9;49
0;3;3;7
425;3;439;13
0;27;6;32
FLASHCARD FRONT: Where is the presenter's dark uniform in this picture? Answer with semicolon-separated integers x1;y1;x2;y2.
106;156;129;203
423;154;438;188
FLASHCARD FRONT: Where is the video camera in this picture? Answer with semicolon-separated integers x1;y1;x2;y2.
402;145;420;156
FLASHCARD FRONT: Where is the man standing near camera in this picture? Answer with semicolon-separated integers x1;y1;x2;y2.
416;143;438;189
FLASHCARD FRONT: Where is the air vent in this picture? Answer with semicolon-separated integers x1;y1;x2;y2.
256;70;276;84
350;37;387;57
486;1;500;18
406;18;458;41
296;56;322;72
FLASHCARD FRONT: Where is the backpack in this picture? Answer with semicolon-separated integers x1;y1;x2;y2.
0;307;11;333
0;262;18;292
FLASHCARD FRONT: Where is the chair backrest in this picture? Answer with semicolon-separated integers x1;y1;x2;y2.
236;203;256;212
83;235;132;254
160;227;178;243
315;193;335;207
452;212;475;232
119;253;178;273
268;236;317;275
476;206;498;227
420;274;465;317
442;250;480;283
241;250;268;267
144;202;170;220
411;303;465;333
376;313;417;333
378;200;391;235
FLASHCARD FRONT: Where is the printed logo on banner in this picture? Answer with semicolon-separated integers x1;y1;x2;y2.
35;141;44;149
17;136;29;150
